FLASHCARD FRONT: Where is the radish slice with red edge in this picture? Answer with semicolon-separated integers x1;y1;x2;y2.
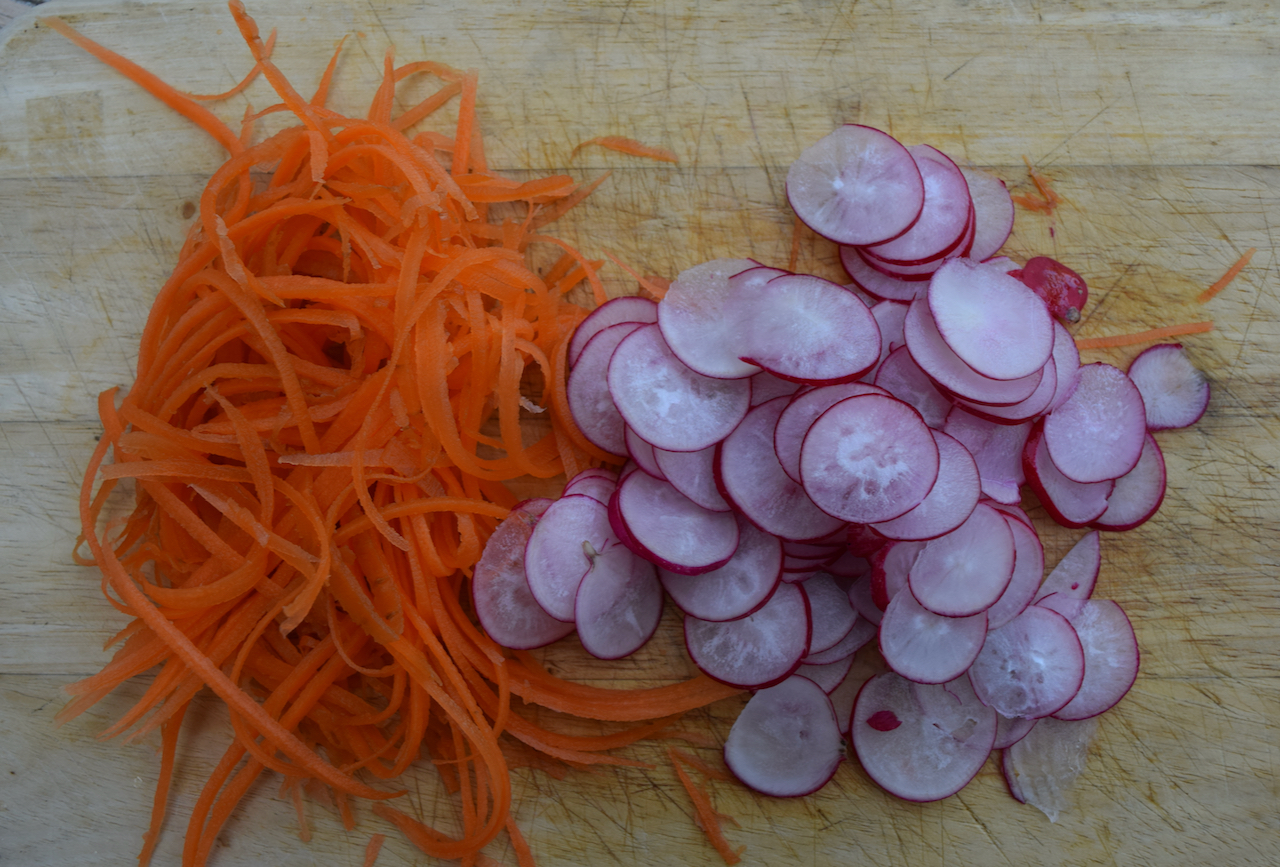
524;494;617;623
802;615;876;664
659;515;782;622
1002;716;1098;822
1126;343;1210;430
1042;362;1146;484
574;542;664;660
851;672;997;802
826;549;870;579
775;382;886;483
795;654;856;694
878;589;988;684
684;581;811;689
1091;433;1166;531
800;392;940;524
955;355;1058;423
613;468;740;575
869;540;921;610
943;408;1030;505
652;444;732;512
874;345;951;428
786;124;925;246
472;499;577;650
724;675;844;797
608;323;752;452
847;574;883;626
871;430;981;542
863;145;972;266
907;502;1015;617
656;258;762;379
624;425;666;480
1034;530;1100;603
566;322;646;456
802;572;859;656
1023;425;1115;528
749;370;805;406
1037;595;1139;721
562;468;617;505
1014;257;1089;324
960;166;1015;261
1048;320;1082;412
567;295;658;368
968;605;1085;719
984;513;1045;631
994;714;1038;750
840;245;926;301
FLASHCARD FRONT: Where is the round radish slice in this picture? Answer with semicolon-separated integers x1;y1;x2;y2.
869;540;922;610
1048;320;1082;413
1023;425;1115;528
994;714;1038;750
840;245;925;302
863;145;972;266
955;355;1058;424
653;444;731;512
567;322;646;455
1034;530;1100;603
928;258;1054;382
1015;257;1089;324
1002;716;1098;822
802;572;859;656
984;514;1045;631
735;272;882;384
472;499;576;650
796;654;856;694
614;469;739;575
800;393;940;524
1126;343;1210;430
659;515;781;622
624;425;665;480
878;590;988;684
567;295;658;368
524;494;617;623
608;323;751;452
562;468;618;505
717;397;847;541
1091;433;1166;531
960;167;1015;261
907;502;1014;617
802;615;876;665
656;258;761;379
942;408;1030;505
871;430;980;542
871;299;910;362
684;581;811;689
786;125;925;246
1037;595;1139;721
1042;362;1146;484
874;345;951;429
968;606;1085;719
724;675;844;797
574;542;663;660
851;672;997;802
775;382;885;483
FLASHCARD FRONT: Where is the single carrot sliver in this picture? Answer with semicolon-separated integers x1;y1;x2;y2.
1198;247;1256;303
1074;320;1213;350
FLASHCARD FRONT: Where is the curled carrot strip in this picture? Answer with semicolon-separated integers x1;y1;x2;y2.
1074;320;1213;350
1198;247;1256;304
572;135;679;163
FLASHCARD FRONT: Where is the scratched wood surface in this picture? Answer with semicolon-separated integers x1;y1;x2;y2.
1;1;1277;865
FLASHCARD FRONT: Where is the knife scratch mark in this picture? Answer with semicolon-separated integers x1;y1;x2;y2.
1037;98;1120;168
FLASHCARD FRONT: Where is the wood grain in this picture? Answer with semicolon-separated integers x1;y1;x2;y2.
1;1;1277;865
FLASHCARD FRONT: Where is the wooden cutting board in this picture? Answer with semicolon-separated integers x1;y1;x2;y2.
2;1;1277;865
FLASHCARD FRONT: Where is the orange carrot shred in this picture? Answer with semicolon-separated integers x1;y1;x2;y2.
572;136;679;164
182;28;278;101
362;833;387;867
1198;247;1256;303
1074;320;1214;350
603;250;668;299
669;748;745;865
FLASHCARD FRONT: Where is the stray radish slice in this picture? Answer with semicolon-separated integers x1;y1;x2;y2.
524;494;617;623
472;499;576;650
567;295;658;368
724;675;844;797
608;323;751;452
1002;716;1098;822
614;469;740;575
994;714;1038;750
684;581;811;689
1126;343;1210;430
574;543;664;660
717;397;847;541
624;425;666;480
871;430;980;542
562;468;618;505
803;615;876;665
928;258;1054;382
775;382;886;483
735;272;882;384
659;515;782;622
653;444;732;512
943;408;1030;505
1034;530;1101;603
800;393;940;524
907;503;1015;616
566;322;646;455
968;606;1085;719
874;346;951;428
1013;257;1089;325
878;588;988;684
656;257;762;379
984;514;1045;631
802;572;860;655
1042;362;1147;484
796;654;856;694
1091;433;1167;531
786;124;925;246
1023;425;1115;528
851;672;997;802
841;245;926;301
863;145;972;265
1037;595;1140;721
961;167;1016;261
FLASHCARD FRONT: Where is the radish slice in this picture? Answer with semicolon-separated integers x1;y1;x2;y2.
775;382;885;483
874;346;951;428
786;125;925;246
968;606;1085;719
878;589;988;684
735;272;882;384
960;167;1015;261
1042;362;1146;484
566;322;646;455
869;540;922;610
659;515;782;622
562;468;618;505
1002;716;1098;822
524;494;617;623
802;615;876;664
652;444;732;512
724;675;844;797
1037;595;1139;720
800;393;940;524
717;397;847;541
1023;425;1115;528
851;672;997;802
955;355;1058;423
1014;257;1089;324
1048;320;1082;412
472;499;577;649
871;430;980;542
943;408;1030;505
749;369;805;406
624;425;666;480
840;245;926;302
1091;433;1166;531
567;295;658;368
907;502;1015;617
574;543;663;660
994;714;1038;750
1034;530;1100;603
864;145;972;266
796;654;856;694
984;514;1045;631
847;574;884;626
614;468;740;575
848;522;889;557
684;581;811;689
1126;343;1210;430
826;549;871;579
608;323;752;452
928;258;1054;382
656;258;762;379
802;572;859;655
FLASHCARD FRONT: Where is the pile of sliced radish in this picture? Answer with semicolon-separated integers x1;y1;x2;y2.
473;124;1209;823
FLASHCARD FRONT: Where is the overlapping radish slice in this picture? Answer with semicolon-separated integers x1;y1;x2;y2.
994;714;1038;750
724;675;845;797
864;145;972;266
612;468;739;575
562;467;618;504
871;430;980;541
1091;433;1166;531
1002;716;1098;822
968;605;1085;719
524;494;617;623
984;513;1045;631
684;581;811;689
1042;362;1146;484
840;245;925;301
878;589;988;684
802;572;859;655
659;515;781;622
960;167;1015;261
795;654;856;694
1126;343;1210;430
775;382;885;483
851;673;997;802
624;425;665;479
943;408;1030;505
574;542;663;660
567;295;658;367
567;322;646;455
874;346;951;428
804;615;876;665
868;540;921;610
749;369;804;405
785;124;925;246
656;257;761;379
1048;320;1083;412
608;323;751;452
907;502;1015;616
1034;530;1100;603
1036;595;1139;721
1023;425;1115;528
652;443;732;512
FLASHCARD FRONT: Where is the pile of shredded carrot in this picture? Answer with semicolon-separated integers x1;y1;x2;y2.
53;5;739;866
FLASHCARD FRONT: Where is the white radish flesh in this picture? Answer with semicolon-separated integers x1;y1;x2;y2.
961;167;1016;261
802;572;860;655
775;382;885;484
1034;529;1100;603
567;295;658;368
1126;342;1210;430
1023;425;1115;528
984;513;1045;631
574;543;664;660
968;606;1085;719
1037;595;1139;721
724;675;844;797
652;444;732;512
1042;362;1147;484
567;322;646;455
907;502;1015;617
614;468;740;575
1091;433;1166;531
524;494;617;623
659;515;782;622
864;145;972;265
871;430;980;542
684;581;811;689
656;258;762;379
878;589;988;684
943;408;1030;505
